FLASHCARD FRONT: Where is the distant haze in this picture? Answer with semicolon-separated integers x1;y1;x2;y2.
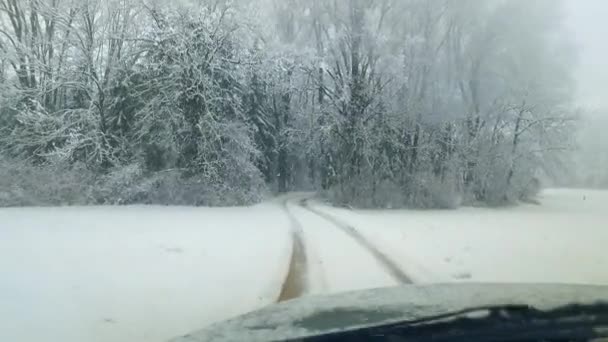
564;0;608;111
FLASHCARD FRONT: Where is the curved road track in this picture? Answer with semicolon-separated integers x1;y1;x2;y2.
276;196;414;303
276;200;309;302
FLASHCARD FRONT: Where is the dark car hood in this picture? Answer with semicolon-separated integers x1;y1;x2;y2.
171;283;608;342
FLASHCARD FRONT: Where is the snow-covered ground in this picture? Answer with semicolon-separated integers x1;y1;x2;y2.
289;203;398;295
0;205;291;342
1;189;607;342
317;188;608;285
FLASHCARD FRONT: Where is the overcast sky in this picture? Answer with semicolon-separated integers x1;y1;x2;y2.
564;0;608;110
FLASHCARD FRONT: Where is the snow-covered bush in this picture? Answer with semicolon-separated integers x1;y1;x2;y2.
0;156;95;207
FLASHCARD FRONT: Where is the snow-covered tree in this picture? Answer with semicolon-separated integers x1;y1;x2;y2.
0;0;580;207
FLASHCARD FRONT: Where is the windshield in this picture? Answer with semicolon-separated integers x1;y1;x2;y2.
0;1;607;342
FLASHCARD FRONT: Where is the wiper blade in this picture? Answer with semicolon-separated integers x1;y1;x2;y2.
297;303;608;342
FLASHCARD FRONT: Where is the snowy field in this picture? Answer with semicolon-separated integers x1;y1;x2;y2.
1;189;607;342
319;188;608;285
0;205;291;342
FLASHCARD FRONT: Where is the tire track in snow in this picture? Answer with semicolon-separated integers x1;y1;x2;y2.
287;199;329;294
301;200;415;284
276;199;309;302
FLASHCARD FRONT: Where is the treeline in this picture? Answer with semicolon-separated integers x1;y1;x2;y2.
0;0;577;207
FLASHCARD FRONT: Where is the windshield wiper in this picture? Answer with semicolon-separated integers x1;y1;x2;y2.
296;303;608;342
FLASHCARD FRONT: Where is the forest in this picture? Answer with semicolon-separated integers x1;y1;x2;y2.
0;0;579;208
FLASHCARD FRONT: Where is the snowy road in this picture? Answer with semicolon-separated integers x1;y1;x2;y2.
276;199;308;302
1;189;607;342
301;199;414;284
277;195;413;302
